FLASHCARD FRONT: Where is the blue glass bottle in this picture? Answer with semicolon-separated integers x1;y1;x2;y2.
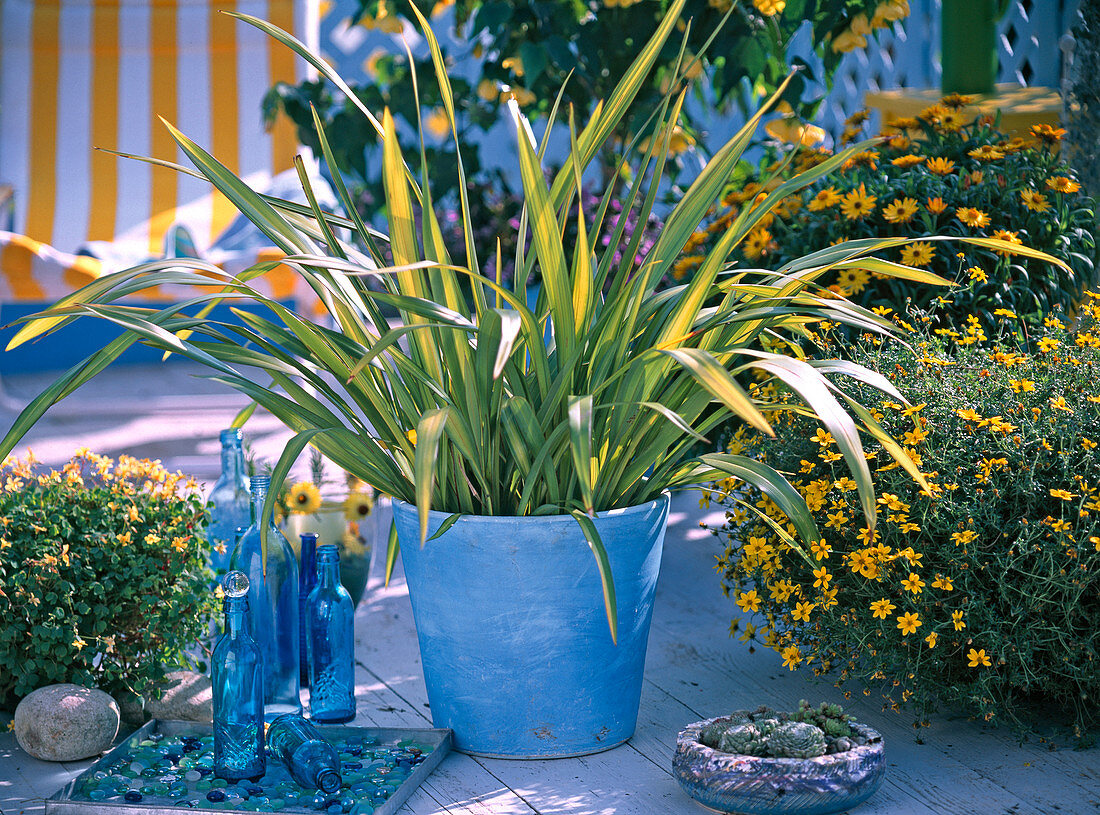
298;533;319;687
229;474;302;720
267;713;342;793
207;429;251;577
307;545;356;723
211;571;265;782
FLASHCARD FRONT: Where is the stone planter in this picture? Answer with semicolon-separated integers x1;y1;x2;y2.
673;715;886;815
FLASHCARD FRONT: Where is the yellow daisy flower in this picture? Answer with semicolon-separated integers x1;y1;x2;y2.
925;156;956;175
882;197;918;223
956;207;990;228
968;144;1004;161
1045;176;1081;194
967;648;992;667
899;242;935;267
896;611;921;635
287;481;322;514
840;184;877;220
890;154;924;168
344;490;374;521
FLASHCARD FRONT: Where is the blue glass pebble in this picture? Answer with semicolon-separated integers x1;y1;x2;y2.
123;791;143;803
206;789;226;803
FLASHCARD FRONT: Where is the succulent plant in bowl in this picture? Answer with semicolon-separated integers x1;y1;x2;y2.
675;702;885;815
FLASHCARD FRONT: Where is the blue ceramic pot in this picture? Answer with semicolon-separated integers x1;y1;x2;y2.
393;495;670;758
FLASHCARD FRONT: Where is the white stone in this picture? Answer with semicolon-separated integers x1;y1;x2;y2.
143;670;213;722
14;684;119;762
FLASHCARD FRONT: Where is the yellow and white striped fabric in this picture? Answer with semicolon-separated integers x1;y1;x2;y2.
0;0;319;305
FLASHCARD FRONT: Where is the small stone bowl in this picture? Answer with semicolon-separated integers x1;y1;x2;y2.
673;715;886;815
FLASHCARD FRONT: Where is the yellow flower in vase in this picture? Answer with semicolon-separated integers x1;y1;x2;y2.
287;481;322;514
344;490;374;522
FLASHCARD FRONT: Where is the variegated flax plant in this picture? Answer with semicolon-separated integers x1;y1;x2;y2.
0;0;1060;640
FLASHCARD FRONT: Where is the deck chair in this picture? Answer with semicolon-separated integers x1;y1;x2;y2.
0;0;325;382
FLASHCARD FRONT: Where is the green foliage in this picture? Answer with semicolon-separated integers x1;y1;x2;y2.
681;103;1098;332
266;0;897;271
712;305;1100;742
699;701;858;756
0;3;985;641
0;452;216;708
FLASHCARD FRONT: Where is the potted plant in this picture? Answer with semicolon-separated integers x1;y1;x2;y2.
674;701;885;815
0;0;1051;756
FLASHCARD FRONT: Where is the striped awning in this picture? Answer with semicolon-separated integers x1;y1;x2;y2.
0;0;322;307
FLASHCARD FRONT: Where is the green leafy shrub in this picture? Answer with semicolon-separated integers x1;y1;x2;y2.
710;303;1100;742
678;101;1098;330
0;451;216;708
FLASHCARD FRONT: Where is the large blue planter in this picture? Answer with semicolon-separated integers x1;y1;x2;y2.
393;494;670;758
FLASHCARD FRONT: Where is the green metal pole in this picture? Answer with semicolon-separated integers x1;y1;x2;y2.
941;0;997;95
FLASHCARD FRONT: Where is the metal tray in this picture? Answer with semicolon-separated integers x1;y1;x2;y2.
46;720;453;815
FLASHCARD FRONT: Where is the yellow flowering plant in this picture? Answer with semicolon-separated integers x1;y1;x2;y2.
711;302;1100;743
0;451;215;709
679;100;1098;332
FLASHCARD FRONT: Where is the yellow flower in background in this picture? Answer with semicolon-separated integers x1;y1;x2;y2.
1050;488;1077;500
837;267;871;295
501;55;525;77
967;648;992;667
952;610;967;630
363;48;389;79
811;428;834;446
808;187;843;212
832;28;867;53
425;108;450;140
344;490;374;521
812;566;832;588
925;156;956;175
900;242;935;267
840;184;877;220
1030;123;1066;144
968;266;988;283
1049;395;1072;412
926;196;948;215
990;229;1022;255
288;481;322;514
1020;189;1052;212
1038;337;1061;353
72;637;87;651
791;601;815;622
956;207;990;228
406;428;418;446
503;86;537;107
764;116;825;146
968;145;1004;161
896;611;921;635
477;79;500;101
810;539;832;560
901;572;925;594
742;227;773;260
882;197;918;224
890;154;924;170
781;645;802;670
1046;176;1081;194
924;631;938;648
870;598;896;619
752;0;786;15
951;529;977;545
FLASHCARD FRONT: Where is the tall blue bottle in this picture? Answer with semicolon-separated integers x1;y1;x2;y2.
229;474;302;720
298;533;319;687
307;545;356;723
268;714;342;793
211;571;265;782
207;429;251;577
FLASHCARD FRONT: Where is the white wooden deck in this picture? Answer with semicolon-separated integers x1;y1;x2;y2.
1;361;1098;815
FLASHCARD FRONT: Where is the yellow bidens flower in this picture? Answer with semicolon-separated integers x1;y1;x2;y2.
990;229;1022;255
840;184;877;220
901;572;925;594
1050;488;1077;501
781;645;803;669
924;631;939;648
737;589;762;613
967;647;992;667
870;598;896;619
287;481;322;514
791;601;816;622
808;187;843;212
1009;378;1035;393
952;610;967;630
832;29;867;53
896;611;921;635
968;266;988;283
890;154;924;168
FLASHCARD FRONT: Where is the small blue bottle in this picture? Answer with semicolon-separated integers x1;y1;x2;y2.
307;545;356;723
267;713;342;792
229;474;302;720
298;532;320;687
211;571;265;782
207;429;251;577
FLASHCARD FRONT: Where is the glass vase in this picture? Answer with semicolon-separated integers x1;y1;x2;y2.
211;571;265;782
229;474;302;720
306;545;356;724
206;428;251;578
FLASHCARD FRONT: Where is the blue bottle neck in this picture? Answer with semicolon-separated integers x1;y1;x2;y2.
223;597;249;638
219;432;247;487
317;550;340;589
250;479;275;528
